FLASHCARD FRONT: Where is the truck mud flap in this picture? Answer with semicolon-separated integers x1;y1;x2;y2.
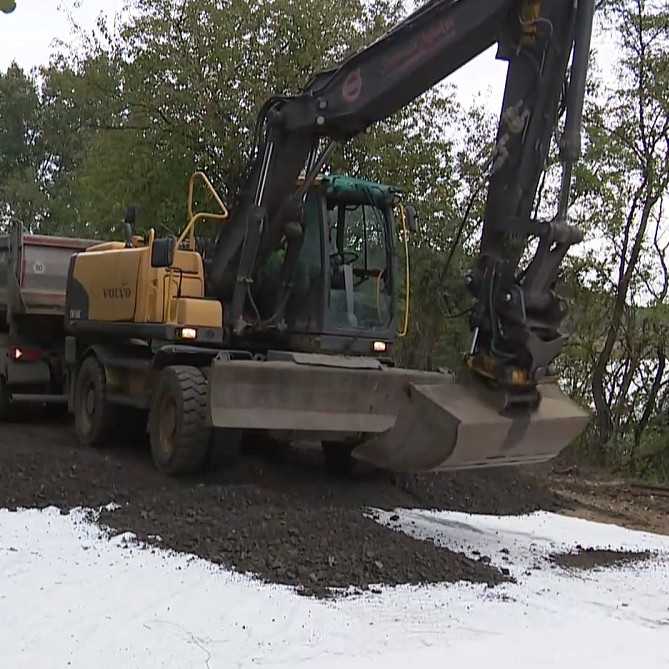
208;357;589;472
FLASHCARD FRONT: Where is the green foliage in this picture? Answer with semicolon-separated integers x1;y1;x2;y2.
0;64;47;231
39;0;406;236
557;0;669;477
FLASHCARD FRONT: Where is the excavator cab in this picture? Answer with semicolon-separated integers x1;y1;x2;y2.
262;175;410;355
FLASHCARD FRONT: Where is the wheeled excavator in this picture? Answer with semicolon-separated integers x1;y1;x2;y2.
65;0;594;475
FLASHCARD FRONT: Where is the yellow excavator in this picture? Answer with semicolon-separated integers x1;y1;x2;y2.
64;0;594;476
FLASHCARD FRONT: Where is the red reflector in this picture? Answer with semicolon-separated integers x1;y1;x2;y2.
10;346;43;362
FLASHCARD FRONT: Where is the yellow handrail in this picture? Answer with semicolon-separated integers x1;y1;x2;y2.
179;171;230;250
163;173;229;320
398;206;411;338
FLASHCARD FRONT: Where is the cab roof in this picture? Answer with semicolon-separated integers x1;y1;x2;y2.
320;174;402;208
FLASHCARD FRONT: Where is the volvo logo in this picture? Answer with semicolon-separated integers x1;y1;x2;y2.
103;287;132;299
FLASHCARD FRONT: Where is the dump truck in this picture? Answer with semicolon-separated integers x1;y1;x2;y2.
0;225;97;418
58;0;595;476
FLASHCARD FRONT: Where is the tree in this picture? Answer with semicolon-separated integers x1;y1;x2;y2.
589;0;669;451
556;0;669;470
41;0;410;237
0;64;46;232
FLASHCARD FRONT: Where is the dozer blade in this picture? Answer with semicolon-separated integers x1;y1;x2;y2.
208;354;589;472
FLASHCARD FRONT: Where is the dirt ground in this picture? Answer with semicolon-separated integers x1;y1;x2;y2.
549;547;652;570
1;417;667;596
550;469;669;536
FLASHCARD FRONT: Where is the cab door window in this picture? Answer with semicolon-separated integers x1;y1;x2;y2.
327;202;392;330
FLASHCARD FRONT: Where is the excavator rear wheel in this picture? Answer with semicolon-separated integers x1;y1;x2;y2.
74;355;117;447
149;365;210;476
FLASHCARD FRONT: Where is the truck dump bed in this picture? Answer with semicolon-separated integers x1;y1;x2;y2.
0;225;97;323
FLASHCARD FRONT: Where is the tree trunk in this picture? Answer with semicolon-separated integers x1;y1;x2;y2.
632;348;666;461
591;191;655;449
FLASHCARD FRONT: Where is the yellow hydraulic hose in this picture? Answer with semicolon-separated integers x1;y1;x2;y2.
398;206;410;337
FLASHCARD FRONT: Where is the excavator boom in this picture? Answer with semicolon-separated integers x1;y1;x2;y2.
204;0;595;471
211;0;595;399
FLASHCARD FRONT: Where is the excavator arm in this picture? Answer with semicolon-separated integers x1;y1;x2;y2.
210;0;595;400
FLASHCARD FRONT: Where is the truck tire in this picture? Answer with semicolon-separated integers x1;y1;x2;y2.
74;356;117;446
0;376;14;421
149;365;210;476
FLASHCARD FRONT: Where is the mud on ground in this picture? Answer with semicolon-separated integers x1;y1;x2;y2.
0;419;564;596
550;470;669;536
550;547;653;570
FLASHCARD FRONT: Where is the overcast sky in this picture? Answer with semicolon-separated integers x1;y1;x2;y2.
1;0;508;106
1;1;126;69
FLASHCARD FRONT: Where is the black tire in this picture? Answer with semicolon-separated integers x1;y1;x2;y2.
208;428;242;470
322;442;355;478
149;365;210;476
74;356;117;446
0;376;14;422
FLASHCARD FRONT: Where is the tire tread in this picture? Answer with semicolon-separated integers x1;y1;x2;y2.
149;365;209;475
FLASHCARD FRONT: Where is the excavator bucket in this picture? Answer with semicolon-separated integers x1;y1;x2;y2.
208;353;589;472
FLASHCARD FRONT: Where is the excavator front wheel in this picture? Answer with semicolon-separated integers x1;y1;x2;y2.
149;365;210;476
74;355;117;447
